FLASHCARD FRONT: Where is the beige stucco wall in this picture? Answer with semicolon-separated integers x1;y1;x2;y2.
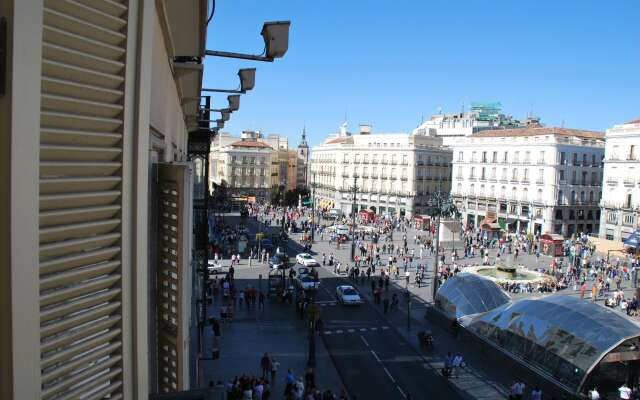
150;9;188;162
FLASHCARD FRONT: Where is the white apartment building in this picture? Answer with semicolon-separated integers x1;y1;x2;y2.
412;102;540;146
209;133;275;201
599;119;640;241
450;127;605;238
310;125;452;218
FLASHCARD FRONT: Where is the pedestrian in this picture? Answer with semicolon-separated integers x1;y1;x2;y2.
260;352;271;379
383;297;389;314
619;383;632;400
530;386;542;400
258;292;265;309
443;352;453;378
270;356;280;384
452;353;464;378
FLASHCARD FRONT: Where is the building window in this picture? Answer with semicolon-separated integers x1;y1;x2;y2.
558;170;565;182
482;152;487;163
514;151;520;163
555;209;563;219
623;214;635;226
470;167;475;179
492;151;498;163
560;152;566;165
471;151;477;162
630;145;636;160
607;211;618;224
572;153;578;165
458;151;463;162
503;152;508;163
470;184;475;195
557;190;564;204
626;193;633;208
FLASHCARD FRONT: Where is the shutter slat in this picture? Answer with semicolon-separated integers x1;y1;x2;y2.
41;144;122;162
42;25;124;60
41;293;120;328
40;341;122;384
40;274;121;307
40;260;120;290
55;369;122;400
40;205;120;226
40;232;121;259
43;59;124;91
44;7;125;46
40;246;120;275
41;314;121;353
42;93;123;119
41;356;121;399
41;328;121;369
41;128;122;147
43;42;124;75
40;218;121;243
41;190;121;209
45;0;127;31
42;76;123;104
41;161;122;177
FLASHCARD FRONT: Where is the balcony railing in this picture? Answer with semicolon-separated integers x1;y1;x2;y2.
624;178;635;186
401;177;408;181
521;179;530;184
607;178;618;185
510;178;519;183
536;180;544;185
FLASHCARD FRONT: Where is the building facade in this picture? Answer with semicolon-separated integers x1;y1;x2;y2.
209;133;274;201
413;102;540;146
450;127;604;237
1;1;207;398
310;125;452;218
599;119;640;241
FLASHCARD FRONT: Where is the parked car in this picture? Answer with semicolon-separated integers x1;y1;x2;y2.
296;253;318;266
295;275;320;291
335;285;363;305
268;253;288;269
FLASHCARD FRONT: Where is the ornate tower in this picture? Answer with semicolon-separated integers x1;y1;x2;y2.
297;127;309;188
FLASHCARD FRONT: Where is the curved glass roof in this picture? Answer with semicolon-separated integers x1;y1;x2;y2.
435;273;510;319
462;295;640;393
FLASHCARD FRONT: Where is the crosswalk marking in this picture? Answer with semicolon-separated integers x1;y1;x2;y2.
321;326;393;335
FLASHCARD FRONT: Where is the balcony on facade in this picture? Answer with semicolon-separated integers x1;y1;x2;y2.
536;179;544;185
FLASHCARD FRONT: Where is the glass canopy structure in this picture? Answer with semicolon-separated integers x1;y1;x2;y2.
461;295;640;395
435;273;511;319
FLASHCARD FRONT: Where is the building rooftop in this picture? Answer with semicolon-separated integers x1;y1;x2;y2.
473;126;604;140
624;118;640;125
229;140;273;149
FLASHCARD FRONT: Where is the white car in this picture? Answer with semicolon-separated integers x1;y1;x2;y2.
336;285;363;305
207;260;224;275
296;275;320;290
296;253;318;266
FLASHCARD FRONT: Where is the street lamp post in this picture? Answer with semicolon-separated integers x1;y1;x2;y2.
350;174;359;261
311;172;317;243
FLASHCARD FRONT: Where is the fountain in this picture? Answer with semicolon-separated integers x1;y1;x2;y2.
464;256;554;285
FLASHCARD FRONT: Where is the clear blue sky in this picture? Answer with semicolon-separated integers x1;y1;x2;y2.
203;0;640;148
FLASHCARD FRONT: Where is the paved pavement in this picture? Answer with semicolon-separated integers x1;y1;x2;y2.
199;216;344;395
197;213;638;399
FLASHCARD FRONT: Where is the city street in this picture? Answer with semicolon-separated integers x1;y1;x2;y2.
312;268;460;400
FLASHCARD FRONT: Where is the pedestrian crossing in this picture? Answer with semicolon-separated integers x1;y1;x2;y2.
323;326;390;335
